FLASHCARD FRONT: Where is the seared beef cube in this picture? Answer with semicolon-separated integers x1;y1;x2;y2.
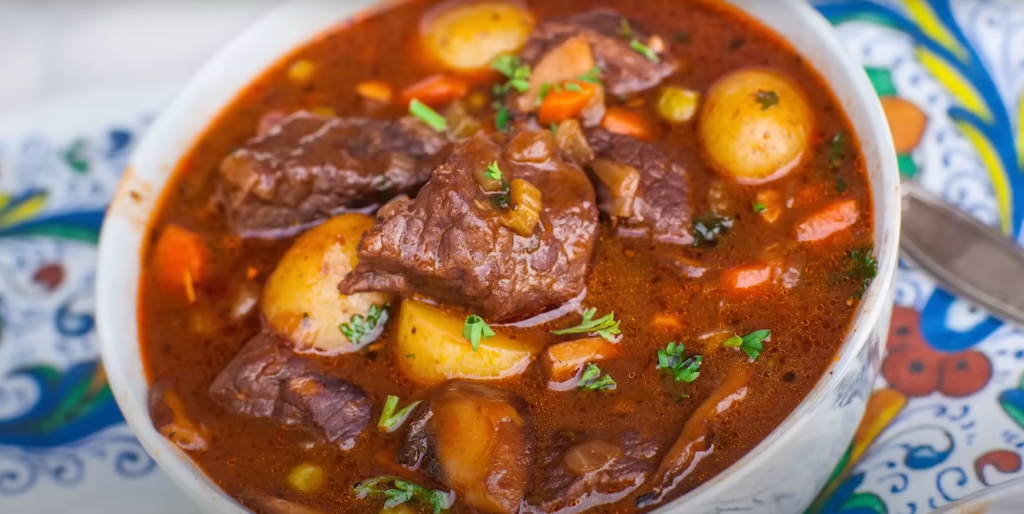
524;432;654;514
519;9;678;98
209;332;371;450
397;382;535;514
586;128;694;245
340;131;598;321
218;111;450;238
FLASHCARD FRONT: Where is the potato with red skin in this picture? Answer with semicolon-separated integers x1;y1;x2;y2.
699;68;814;184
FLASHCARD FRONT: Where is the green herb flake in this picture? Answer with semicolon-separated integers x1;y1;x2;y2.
538;83;553;105
578;67;602;85
485;161;503;181
551;308;621;341
850;247;878;298
836;176;848;193
578;362;616;391
618;18;634;39
491;55;531;95
463;315;496;351
353;476;453;514
550;123;558;135
723;329;770;360
494;103;511;131
656;342;703;383
409;99;447;132
630;39;661;63
752;202;767;214
692;212;734;247
377;396;422;433
340;303;390;346
755;90;779;110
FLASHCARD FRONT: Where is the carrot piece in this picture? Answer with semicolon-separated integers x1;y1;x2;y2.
796;200;859;242
652;312;683;331
400;75;469;107
537;80;597;125
601;107;652;140
542;337;621;382
721;265;772;290
356;80;394;103
152;224;208;295
755;190;783;223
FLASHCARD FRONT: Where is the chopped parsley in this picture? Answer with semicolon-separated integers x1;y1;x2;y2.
493;102;511;131
353;476;452;514
485;161;503;181
578;362;616;391
657;342;702;383
692;212;734;247
564;82;584;93
491;54;531;96
723;329;770;360
551;308;621;341
377;396;421;433
755;90;779;110
550;123;558;135
618;18;634;39
630;38;660;63
850;247;878;298
463;315;495;351
578;67;602;85
836;176;848;193
752;202;767;214
340;303;389;346
409;99;447;132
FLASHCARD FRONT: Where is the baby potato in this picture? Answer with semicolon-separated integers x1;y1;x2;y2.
262;214;392;355
699;68;814;184
395;301;538;385
420;0;535;72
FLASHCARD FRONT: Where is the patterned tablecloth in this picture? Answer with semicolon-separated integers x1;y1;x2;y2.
1;1;1023;513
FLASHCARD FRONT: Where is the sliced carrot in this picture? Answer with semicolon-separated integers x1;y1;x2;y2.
652;312;683;331
399;75;469;107
796;200;859;243
601;107;652;140
542;337;621;382
356;80;394;103
152;224;208;296
721;265;772;290
537;80;597;125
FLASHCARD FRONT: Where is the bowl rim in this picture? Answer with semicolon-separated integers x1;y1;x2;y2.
96;0;901;513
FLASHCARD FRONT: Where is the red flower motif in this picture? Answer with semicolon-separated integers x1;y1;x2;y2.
882;307;991;397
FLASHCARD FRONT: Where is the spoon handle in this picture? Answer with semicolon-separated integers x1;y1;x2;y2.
900;181;1024;326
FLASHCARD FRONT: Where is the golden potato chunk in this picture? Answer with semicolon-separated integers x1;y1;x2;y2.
699;68;814;184
262;214;392;355
395;301;538;385
420;1;535;72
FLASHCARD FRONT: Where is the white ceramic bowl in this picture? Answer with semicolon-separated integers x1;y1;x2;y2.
96;0;901;512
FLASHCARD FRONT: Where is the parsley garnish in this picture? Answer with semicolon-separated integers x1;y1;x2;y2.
564;82;583;93
409;99;447;132
752;202;767;214
692;212;734;247
550;123;558;135
463;315;495;351
850;247;878;298
551;308;621;341
340;303;390;346
353;476;452;514
538;83;553;105
618;18;634;39
836;176;848;193
578;67;602;84
491;55;531;96
755;90;779;110
578;362;616;391
485;161;503;181
493;102;511;131
723;329;770;360
630;39;660;63
377;396;421;433
657;342;702;383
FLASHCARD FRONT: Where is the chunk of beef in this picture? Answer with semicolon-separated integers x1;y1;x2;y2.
218;111;450;238
524;432;654;514
586;128;694;245
519;9;678;98
209;332;371;450
397;382;535;514
340;131;599;321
